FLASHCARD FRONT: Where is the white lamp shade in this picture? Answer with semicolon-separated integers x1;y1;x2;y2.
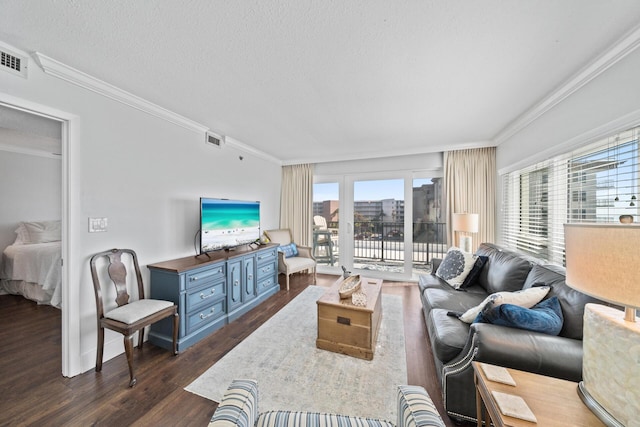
452;213;479;233
564;223;640;310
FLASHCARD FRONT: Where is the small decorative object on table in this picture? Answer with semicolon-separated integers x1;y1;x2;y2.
341;265;351;279
338;274;361;299
619;214;634;223
351;290;367;307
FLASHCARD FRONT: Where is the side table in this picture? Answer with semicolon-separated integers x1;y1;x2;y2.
473;362;605;426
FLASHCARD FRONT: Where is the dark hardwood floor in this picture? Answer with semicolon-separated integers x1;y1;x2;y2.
0;274;467;426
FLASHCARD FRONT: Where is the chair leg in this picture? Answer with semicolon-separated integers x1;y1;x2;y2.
124;335;137;387
95;325;104;372
286;273;290;291
172;312;179;355
137;326;145;349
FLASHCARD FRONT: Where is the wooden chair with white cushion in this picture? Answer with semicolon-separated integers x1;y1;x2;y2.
264;229;316;291
89;248;179;387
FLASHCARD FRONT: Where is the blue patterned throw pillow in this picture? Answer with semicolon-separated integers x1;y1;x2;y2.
435;247;476;289
474;296;564;336
277;243;298;258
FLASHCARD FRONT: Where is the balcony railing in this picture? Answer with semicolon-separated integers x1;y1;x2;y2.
315;221;447;270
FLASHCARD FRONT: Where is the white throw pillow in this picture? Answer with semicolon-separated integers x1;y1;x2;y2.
458;285;551;323
435;247;476;289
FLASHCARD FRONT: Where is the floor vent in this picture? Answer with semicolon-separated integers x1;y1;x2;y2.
0;48;28;78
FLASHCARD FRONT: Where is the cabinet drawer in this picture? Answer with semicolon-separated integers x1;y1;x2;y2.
258;276;278;294
256;261;276;280
186;280;226;312
256;248;277;265
185;263;225;289
186;298;226;334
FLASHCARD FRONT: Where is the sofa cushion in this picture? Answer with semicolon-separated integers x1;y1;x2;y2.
435;247;476;289
397;385;446;427
256;411;394;427
523;264;603;340
476;247;533;294
474;296;564;336
428;309;471;363
458;286;551;323
423;288;487;314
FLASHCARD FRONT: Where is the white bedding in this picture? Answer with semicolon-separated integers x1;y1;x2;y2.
0;242;62;308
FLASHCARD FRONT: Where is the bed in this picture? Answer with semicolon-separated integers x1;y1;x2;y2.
0;220;62;308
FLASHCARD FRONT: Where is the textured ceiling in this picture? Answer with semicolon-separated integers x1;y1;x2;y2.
2;0;640;164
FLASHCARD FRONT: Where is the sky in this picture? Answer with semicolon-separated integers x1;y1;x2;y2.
314;178;433;201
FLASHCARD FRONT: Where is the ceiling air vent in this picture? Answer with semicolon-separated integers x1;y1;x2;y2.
205;131;225;148
0;47;28;78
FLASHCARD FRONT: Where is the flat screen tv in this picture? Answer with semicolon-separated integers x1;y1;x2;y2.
200;198;260;253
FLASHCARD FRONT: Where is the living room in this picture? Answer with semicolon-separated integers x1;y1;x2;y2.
1;1;640;426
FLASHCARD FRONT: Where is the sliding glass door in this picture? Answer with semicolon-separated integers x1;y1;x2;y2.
314;171;443;280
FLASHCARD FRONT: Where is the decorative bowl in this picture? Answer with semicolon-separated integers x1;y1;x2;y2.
338;275;361;299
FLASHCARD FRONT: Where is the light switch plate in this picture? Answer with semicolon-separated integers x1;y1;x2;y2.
88;217;108;233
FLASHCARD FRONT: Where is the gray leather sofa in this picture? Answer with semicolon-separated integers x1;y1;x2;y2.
419;243;604;423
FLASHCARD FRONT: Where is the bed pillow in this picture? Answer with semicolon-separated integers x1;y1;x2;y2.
458;285;551;323
13;223;30;244
277;243;298;258
435;247;476;289
19;220;62;244
473;296;564;335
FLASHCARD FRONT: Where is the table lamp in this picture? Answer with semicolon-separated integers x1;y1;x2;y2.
564;223;640;427
452;213;479;253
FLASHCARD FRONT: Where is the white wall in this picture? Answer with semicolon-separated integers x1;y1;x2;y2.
495;48;640;242
0;47;282;376
497;49;640;173
0;150;61;251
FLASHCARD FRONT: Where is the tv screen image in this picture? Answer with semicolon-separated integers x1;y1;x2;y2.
200;198;260;252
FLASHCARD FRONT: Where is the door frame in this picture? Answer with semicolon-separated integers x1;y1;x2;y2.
0;92;79;377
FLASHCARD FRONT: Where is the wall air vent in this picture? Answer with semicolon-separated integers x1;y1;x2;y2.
0;47;28;78
205;131;225;148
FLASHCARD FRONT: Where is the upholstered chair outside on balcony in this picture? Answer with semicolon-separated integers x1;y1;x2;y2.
264;229;316;290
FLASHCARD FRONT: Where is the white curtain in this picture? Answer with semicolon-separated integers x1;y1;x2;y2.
280;163;314;246
444;147;496;248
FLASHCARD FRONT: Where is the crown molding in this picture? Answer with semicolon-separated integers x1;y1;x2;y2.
224;136;282;165
494;24;640;145
32;52;209;134
497;107;640;176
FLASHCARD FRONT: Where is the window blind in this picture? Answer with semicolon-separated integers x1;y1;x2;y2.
501;125;639;265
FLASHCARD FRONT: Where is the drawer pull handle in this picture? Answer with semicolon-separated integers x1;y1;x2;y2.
234;280;239;286
248;274;253;280
200;308;215;319
200;289;215;299
190;276;198;282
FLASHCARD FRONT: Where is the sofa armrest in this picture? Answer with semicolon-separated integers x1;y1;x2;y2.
440;324;584;421
209;379;259;427
430;258;442;275
296;245;314;259
397;385;445;427
466;323;583;380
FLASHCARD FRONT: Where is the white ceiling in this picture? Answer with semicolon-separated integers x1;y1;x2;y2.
2;0;640;164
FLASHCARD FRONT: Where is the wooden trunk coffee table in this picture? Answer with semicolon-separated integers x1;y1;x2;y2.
316;277;383;360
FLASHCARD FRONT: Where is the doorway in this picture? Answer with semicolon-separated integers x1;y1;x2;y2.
0;98;71;376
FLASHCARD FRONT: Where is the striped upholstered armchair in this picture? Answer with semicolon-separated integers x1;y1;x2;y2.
209;379;445;427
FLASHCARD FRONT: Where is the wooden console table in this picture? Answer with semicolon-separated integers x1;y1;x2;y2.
473;362;604;426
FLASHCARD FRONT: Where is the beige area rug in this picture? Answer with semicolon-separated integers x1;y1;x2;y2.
185;285;407;422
